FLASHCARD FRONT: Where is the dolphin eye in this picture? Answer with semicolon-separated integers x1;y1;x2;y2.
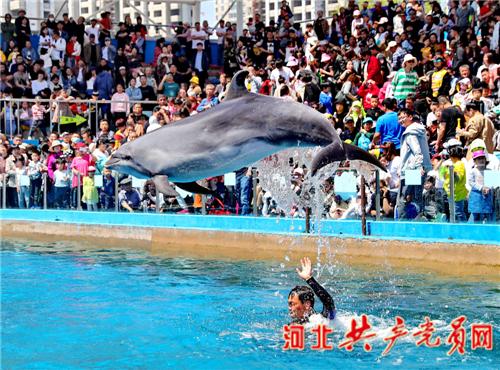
122;155;132;161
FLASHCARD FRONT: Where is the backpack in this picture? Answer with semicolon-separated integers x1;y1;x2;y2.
357;133;371;151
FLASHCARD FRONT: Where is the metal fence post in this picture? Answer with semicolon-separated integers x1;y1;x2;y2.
2;175;6;209
49;100;54;134
201;195;207;215
155;192;160;213
375;170;381;221
9;100;13;139
449;165;455;223
77;173;82;211
361;176;367;235
114;172;119;212
42;173;47;209
252;168;258;216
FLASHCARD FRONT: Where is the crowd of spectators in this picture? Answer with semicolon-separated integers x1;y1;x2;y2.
0;0;500;222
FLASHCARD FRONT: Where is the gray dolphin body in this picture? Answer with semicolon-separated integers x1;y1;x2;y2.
106;70;383;195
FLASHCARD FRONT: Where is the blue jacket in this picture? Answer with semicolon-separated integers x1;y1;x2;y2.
22;47;39;61
93;71;113;99
126;86;142;101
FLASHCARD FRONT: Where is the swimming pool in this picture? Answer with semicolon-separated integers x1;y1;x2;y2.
2;240;498;369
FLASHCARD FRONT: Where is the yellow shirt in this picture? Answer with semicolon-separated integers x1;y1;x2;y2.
439;159;468;201
82;176;99;203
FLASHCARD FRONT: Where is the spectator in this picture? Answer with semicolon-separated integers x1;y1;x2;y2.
126;77;142;101
110;83;130;121
396;109;432;219
373;98;404;151
439;140;468;222
458;102;495;153
118;177;141;212
83;34;101;68
468;150;493;222
392;54;418;106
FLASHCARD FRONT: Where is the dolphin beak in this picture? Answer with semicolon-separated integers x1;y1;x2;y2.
105;155;120;169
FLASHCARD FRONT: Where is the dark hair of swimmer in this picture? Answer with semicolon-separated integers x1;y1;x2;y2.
288;257;336;324
288;286;315;307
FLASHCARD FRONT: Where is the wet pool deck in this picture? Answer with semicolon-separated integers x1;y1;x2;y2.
1;210;499;279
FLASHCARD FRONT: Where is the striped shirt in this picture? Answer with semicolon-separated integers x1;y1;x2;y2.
391;68;419;100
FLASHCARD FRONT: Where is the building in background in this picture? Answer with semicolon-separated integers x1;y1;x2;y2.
68;0;201;37
264;0;345;24
215;0;253;25
1;0;67;32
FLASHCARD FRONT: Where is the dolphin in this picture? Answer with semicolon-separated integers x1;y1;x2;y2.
105;70;384;196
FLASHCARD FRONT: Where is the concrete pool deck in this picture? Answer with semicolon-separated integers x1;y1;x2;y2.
1;210;499;279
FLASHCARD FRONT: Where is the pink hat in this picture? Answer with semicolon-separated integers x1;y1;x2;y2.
472;150;486;159
88;166;96;172
320;53;331;63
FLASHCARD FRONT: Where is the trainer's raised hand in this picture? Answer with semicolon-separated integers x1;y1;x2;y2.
296;257;312;281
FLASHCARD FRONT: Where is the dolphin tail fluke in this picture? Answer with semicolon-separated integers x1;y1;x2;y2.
343;142;386;172
311;142;385;176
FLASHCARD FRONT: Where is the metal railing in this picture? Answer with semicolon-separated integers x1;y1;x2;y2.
0;97;156;139
1;167;498;226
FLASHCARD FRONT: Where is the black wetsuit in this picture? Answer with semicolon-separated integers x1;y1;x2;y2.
292;277;336;324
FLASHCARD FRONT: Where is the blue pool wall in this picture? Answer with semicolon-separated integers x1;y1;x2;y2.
1;210;499;246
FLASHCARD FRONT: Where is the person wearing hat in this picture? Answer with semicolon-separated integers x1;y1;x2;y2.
353;117;375;151
391;54;418;107
351;10;364;39
340;116;357;142
102;37;116;68
451;78;472;110
118;177;142;212
457;102;495;153
426;55;452;98
439;138;468;222
467;139;500;170
467;150;493;222
83;33;101;68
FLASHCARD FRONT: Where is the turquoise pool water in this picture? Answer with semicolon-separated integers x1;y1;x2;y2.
1;240;498;369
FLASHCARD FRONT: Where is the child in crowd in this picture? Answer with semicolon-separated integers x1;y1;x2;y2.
467;150;493;223
439;141;468;222
27;150;45;208
15;157;30;208
70;146;89;209
100;168;115;209
82;166;99;211
31;97;48;138
53;159;70;209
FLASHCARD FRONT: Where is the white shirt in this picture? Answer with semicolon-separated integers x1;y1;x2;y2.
54;169;70;187
270;67;294;84
50;38;66;61
215;26;226;45
32;80;49;95
191;29;207;49
85;25;100;40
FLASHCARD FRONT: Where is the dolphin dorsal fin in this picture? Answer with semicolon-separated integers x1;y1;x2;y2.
224;70;250;101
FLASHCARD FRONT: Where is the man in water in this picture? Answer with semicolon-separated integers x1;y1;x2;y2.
288;257;336;324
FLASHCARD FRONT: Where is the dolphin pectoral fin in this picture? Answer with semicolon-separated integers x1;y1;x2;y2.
311;142;386;176
224;70;250;101
152;175;179;197
343;142;386;172
310;142;347;176
175;181;219;198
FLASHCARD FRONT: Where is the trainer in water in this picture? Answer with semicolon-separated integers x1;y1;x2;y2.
106;70;384;197
288;257;335;324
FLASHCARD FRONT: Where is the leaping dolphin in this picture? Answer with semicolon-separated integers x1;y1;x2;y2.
105;70;384;195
